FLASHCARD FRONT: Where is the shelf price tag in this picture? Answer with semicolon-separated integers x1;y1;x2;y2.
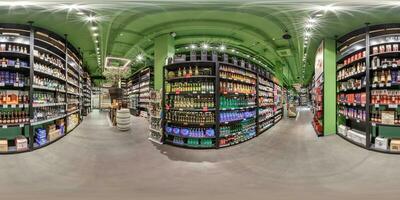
15;64;20;68
11;104;16;108
2;105;6;108
356;119;360;123
372;84;377;88
19;124;24;128
379;83;384;87
175;90;180;95
2;125;7;129
386;83;392;87
13;83;18;87
372;123;376;127
361;104;365;107
202;107;208;112
383;64;388;69
389;104;398;109
1;63;6;68
375;104;380;108
393;64;398;68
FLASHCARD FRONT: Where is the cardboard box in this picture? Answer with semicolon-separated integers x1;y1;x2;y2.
382;111;395;125
0;139;8;152
46;124;56;133
338;125;349;137
15;136;28;151
56;119;65;126
349;129;366;145
390;139;400;151
375;137;388;150
47;129;60;141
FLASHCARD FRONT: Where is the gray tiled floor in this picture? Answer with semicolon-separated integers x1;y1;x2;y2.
1;109;400;200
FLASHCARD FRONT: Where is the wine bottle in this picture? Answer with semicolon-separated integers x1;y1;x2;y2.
195;66;199;76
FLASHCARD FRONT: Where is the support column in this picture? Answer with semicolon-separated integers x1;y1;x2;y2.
154;34;174;90
323;39;336;135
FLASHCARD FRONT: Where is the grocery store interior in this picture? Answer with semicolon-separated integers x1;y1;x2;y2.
2;1;400;199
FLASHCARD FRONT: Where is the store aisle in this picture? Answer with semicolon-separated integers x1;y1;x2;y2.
1;109;400;200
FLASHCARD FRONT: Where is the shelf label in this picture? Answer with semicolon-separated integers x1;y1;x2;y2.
386;83;392;87
389;104;398;109
175;90;180;95
15;64;20;68
199;123;204;126
393;64;398;68
379;83;384;87
202;107;208;112
1;63;6;68
2;125;7;128
353;103;356;106
2;105;6;108
375;104;380;108
356;119;360;123
352;87;356;90
383;64;388;69
13;83;18;87
361;104;365;107
19;124;24;128
372;84;377;88
372;123;376;127
11;104;16;108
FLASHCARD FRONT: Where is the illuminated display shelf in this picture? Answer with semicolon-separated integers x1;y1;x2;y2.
161;51;284;149
0;23;89;154
336;23;400;154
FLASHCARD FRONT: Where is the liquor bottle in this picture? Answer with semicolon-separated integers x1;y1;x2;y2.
195;66;199;76
373;72;379;84
178;68;182;77
380;71;386;83
188;66;193;76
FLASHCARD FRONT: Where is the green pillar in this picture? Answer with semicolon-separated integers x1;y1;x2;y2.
323;39;336;135
154;34;175;90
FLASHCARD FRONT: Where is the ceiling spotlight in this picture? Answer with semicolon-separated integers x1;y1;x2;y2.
170;32;177;38
84;15;98;23
190;44;196;49
93;33;99;37
219;45;226;51
202;43;209;49
246;55;250;58
305;32;312;37
305;23;315;29
315;4;341;12
314;12;323;17
77;11;85;15
185;46;189;49
91;26;98;31
231;49;235;53
95;40;99;43
136;54;144;61
58;4;88;11
96;47;100;50
0;1;38;7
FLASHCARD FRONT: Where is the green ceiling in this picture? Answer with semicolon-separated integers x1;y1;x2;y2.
0;1;399;85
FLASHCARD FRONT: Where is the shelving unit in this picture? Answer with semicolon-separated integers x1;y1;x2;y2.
123;67;153;117
311;73;324;136
336;23;400;153
148;89;163;144
161;51;285;149
0;24;88;154
82;72;92;116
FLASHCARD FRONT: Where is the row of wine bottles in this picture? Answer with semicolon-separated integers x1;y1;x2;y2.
0;110;29;124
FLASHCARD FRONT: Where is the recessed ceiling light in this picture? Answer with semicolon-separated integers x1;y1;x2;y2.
77;11;85;15
231;49;235;52
58;4;88;11
315;4;341;12
185;46;189;49
84;15;98;23
219;45;226;51
95;40;99;43
202;43;209;49
190;44;196;49
91;26;98;31
305;32;312;37
136;54;144;61
93;33;99;37
0;1;37;7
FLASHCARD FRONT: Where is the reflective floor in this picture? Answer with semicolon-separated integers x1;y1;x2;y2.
1;108;399;200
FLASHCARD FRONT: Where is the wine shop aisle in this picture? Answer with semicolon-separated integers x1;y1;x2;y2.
1;109;400;200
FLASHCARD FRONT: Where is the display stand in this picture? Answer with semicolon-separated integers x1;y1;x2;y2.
0;23;88;154
336;23;400;153
161;51;285;149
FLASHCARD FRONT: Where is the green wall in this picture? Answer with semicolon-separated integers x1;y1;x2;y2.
323;39;337;135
